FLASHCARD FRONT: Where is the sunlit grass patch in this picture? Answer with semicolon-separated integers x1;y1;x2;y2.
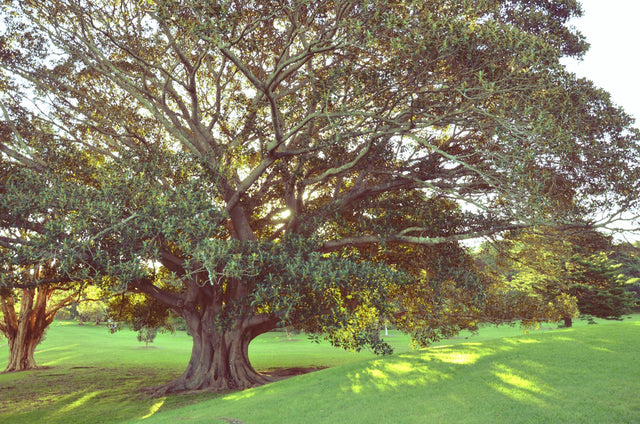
1;317;639;423
490;363;552;407
136;320;640;424
140;397;166;420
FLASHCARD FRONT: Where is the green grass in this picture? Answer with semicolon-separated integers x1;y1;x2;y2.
0;322;410;423
1;318;639;423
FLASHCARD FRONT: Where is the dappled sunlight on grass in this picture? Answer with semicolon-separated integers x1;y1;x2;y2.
340;332;574;413
381;360;413;374
34;344;80;354
550;335;577;342
504;337;540;344
34;344;83;367
40;355;77;366
341;340;527;395
425;341;515;365
57;390;105;413
141;396;166;419
345;356;450;393
347;371;365;394
490;364;552;407
427;345;485;365
224;387;259;401
3;319;640;424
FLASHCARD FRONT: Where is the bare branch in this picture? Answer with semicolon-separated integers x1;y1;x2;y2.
321;225;526;252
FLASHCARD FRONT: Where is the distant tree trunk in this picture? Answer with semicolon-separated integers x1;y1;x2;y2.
1;287;55;373
563;316;573;328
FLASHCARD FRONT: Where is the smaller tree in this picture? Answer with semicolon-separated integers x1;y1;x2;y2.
346;195;578;346
610;242;640;310
565;252;636;323
0;253;95;372
0;281;85;372
76;298;108;325
137;326;158;348
481;227;635;328
107;272;178;346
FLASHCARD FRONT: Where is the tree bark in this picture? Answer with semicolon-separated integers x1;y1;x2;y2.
563;316;573;328
1;287;55;373
148;311;278;395
5;329;41;372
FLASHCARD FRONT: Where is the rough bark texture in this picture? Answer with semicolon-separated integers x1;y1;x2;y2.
143;207;282;395
149;310;278;395
5;329;41;372
1;287;55;372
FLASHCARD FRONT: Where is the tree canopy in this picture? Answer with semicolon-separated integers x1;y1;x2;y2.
1;0;639;393
477;227;636;327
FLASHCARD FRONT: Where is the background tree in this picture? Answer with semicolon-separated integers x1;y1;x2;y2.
610;242;640;310
1;0;639;394
345;194;574;344
480;227;635;327
76;295;108;325
137;326;158;348
0;265;91;372
0;112;107;371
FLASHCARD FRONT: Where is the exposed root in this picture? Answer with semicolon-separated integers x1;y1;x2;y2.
262;366;326;381
1;365;50;374
142;366;323;397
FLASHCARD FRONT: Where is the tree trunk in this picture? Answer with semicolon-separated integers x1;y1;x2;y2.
148;208;276;395
563;316;573;328
148;311;278;395
5;330;42;372
1;287;54;373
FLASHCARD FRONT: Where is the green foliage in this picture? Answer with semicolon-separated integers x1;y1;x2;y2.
137;326;158;347
610;242;640;310
76;300;107;324
108;290;176;335
194;235;405;353
384;241;490;346
2;0;640;391
565;251;635;320
481;227;636;325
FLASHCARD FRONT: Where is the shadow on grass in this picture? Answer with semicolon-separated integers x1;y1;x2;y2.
334;327;640;423
149;324;640;424
2;322;639;424
0;365;187;424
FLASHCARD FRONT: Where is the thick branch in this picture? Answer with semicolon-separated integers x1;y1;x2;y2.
132;279;183;310
321;225;526;252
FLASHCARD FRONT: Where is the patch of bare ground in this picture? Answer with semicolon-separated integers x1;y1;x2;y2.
263;366;326;381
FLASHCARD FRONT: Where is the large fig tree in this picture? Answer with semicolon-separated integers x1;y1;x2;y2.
1;0;639;393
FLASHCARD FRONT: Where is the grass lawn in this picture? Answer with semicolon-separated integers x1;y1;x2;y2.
1;317;639;423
